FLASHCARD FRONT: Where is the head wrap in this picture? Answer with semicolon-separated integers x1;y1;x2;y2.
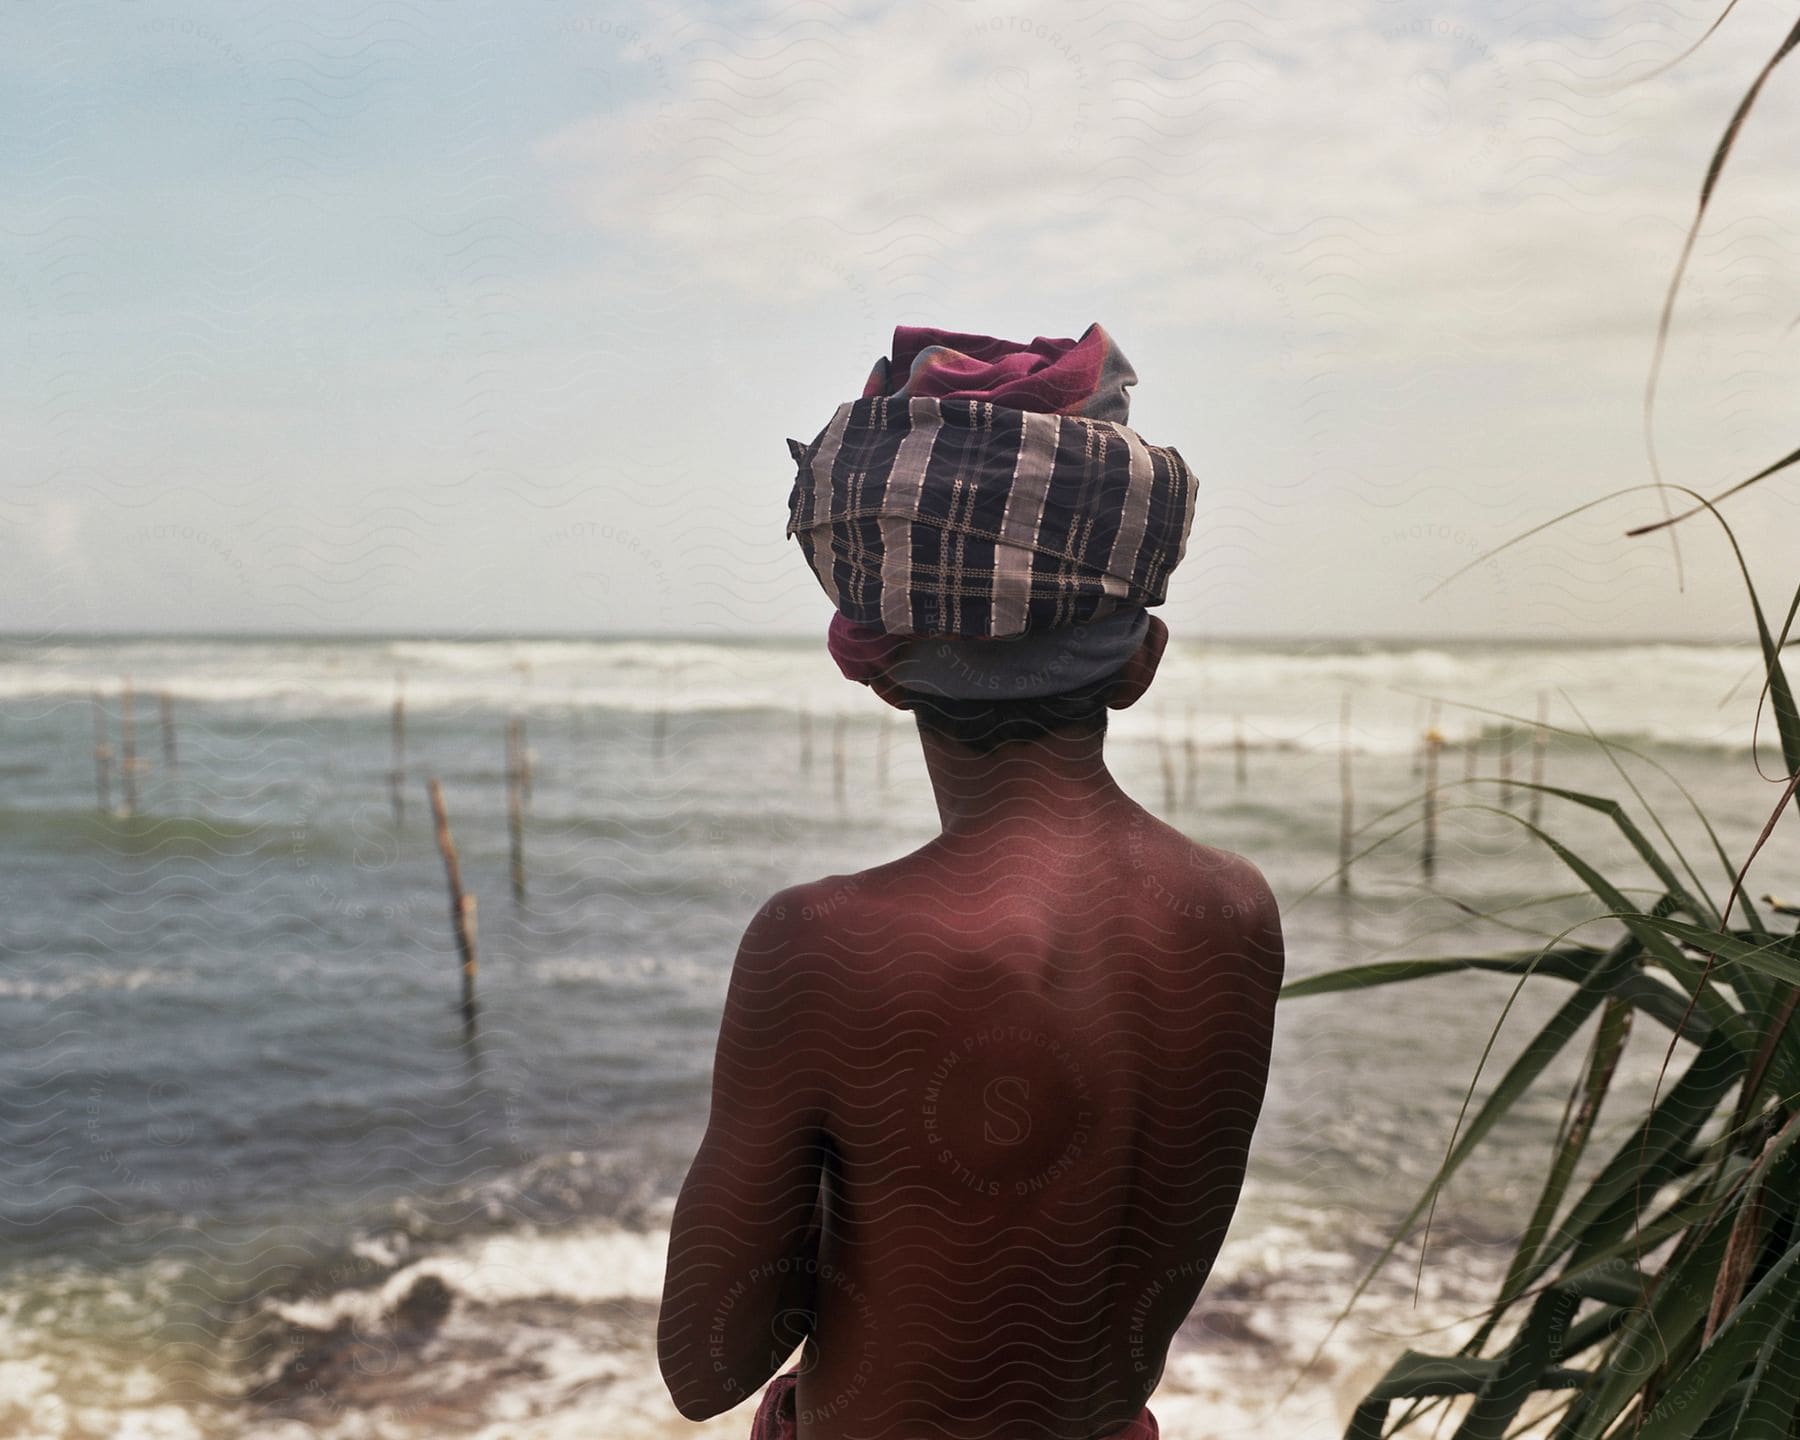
792;323;1192;699
860;322;1140;422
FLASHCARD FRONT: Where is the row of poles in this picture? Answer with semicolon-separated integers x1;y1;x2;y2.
89;679;179;816
84;678;1552;1020
793;706;1257;808
84;675;531;1027
1339;692;1551;891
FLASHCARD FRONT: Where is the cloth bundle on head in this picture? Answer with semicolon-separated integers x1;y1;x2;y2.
788;323;1194;700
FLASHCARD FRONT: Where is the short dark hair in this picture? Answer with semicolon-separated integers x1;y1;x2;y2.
902;678;1114;754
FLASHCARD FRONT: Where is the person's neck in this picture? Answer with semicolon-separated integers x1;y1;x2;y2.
918;725;1130;839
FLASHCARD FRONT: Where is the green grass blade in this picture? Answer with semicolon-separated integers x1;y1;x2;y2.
1280;947;1608;999
1283;941;1637;1418
1531;1028;1744;1287
1634;917;1800;988
1727;1297;1800;1438
1508;783;1712;925
1345;1353;1591;1440
1634;1236;1800;1440
1453;1286;1583;1439
1501;999;1634;1304
1553;1206;1740;1440
1505;821;1755;1054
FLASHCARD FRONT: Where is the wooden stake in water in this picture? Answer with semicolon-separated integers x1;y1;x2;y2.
517;713;533;803
799;709;814;776
506;717;527;904
389;682;406;824
1338;692;1354;894
91;692;112;812
1499;724;1515;808
1464;728;1478;782
1233;717;1248;789
1421;706;1444;879
1529;691;1548;827
427;778;478;1019
159;693;177;773
120;677;138;817
832;714;847;804
1182;706;1199;810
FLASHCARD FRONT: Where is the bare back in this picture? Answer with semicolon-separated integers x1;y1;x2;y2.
791;800;1284;1438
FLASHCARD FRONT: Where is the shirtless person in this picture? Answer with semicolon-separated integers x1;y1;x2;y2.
658;326;1284;1439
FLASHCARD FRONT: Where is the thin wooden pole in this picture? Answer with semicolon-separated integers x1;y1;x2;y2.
91;691;112;813
1499;723;1515;808
799;708;813;776
1529;691;1548;827
832;714;847;804
1338;692;1354;894
159;692;177;773
1422;704;1443;879
516;713;533;803
427;778;478;1019
1233;716;1248;789
120;676;138;817
1182;705;1198;810
1411;698;1428;778
1464;728;1478;782
390;682;406;824
506;718;526;904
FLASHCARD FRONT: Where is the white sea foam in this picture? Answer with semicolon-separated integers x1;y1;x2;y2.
0;636;1775;755
0;1206;1550;1440
268;1225;670;1333
0;966;197;1002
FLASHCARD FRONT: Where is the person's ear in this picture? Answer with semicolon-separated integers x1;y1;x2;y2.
1104;614;1168;711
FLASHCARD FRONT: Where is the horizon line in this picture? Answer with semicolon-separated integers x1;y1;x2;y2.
0;628;1760;648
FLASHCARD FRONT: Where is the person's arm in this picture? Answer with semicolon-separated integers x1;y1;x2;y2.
658;890;830;1420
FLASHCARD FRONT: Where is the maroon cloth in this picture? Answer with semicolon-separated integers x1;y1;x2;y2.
747;1370;1160;1439
859;322;1139;424
826;610;905;685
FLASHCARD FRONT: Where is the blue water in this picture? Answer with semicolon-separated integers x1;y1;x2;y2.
0;635;1790;1438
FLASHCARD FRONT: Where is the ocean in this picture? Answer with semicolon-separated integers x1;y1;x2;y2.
0;633;1792;1439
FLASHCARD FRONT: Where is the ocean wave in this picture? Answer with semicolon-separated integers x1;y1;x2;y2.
0;636;1777;756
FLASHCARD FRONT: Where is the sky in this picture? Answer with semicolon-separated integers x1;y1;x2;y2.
3;0;1798;641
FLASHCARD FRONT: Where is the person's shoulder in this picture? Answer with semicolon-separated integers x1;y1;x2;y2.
1132;811;1273;908
1135;818;1283;973
1193;845;1283;985
737;868;892;960
1195;844;1279;932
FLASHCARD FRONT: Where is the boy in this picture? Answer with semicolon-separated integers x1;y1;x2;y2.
659;326;1284;1439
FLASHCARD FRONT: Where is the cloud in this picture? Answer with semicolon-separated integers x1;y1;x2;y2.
536;0;1800;373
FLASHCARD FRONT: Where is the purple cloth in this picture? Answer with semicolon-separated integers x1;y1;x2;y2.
860;322;1140;423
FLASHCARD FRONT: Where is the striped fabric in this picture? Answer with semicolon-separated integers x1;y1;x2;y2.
785;394;1196;640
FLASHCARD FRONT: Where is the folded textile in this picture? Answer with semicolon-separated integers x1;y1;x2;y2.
884;605;1148;700
860;322;1140;423
747;1370;1160;1439
785;392;1195;639
825;611;907;686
